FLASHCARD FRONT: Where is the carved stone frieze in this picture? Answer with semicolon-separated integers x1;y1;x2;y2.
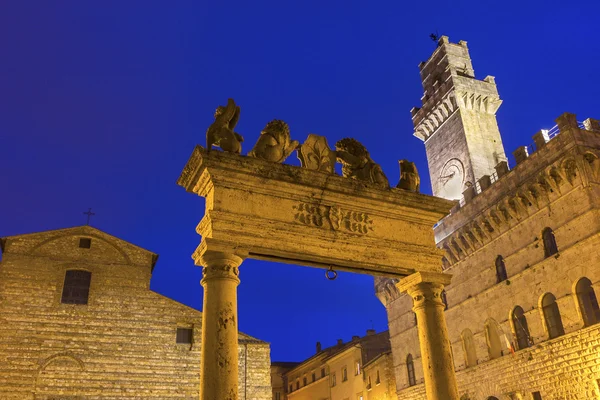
292;202;374;235
297;134;337;173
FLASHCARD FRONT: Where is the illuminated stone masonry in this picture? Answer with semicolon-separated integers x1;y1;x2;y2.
178;99;458;400
377;35;600;400
0;226;271;400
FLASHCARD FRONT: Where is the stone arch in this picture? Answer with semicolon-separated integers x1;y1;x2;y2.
561;157;578;184
510;305;531;350
31;232;132;265
573;277;600;327
406;353;416;387
36;353;85;398
583;151;600;180
542;227;558;257
484;318;504;360
461;328;477;367
540;292;565;339
495;255;507;283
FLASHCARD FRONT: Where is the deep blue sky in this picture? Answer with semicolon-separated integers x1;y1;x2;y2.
1;1;598;362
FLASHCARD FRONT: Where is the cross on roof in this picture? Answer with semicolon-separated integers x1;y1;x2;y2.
83;208;95;225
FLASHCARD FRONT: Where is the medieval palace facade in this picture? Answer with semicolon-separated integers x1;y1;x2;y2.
376;37;600;399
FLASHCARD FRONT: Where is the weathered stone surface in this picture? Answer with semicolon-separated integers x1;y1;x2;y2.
177;145;454;278
412;36;506;200
248;120;299;163
383;34;600;400
0;226;270;399
206;98;244;154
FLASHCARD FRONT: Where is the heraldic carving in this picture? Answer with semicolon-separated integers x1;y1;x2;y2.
297;134;337;173
206;98;244;154
293;202;374;235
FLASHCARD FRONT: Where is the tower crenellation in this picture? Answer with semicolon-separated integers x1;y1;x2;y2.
413;36;507;200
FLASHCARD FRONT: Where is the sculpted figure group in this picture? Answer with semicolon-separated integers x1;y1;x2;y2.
205;98;420;192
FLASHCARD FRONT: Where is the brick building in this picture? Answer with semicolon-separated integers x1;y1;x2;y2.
0;225;271;399
376;36;600;399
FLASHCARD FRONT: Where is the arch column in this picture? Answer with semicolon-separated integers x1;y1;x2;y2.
197;250;244;400
397;271;459;400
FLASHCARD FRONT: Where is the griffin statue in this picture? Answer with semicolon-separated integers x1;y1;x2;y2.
206;98;244;154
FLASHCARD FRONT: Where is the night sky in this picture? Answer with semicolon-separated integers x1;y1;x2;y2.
1;1;598;362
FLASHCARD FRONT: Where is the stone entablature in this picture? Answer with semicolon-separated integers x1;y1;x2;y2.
178;145;453;278
436;113;600;268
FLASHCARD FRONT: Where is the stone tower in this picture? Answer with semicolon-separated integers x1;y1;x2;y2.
411;36;506;200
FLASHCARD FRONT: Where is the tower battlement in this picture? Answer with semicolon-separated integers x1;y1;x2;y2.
412;36;507;200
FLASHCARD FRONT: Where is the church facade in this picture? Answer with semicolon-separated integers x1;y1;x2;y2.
376;37;600;399
0;225;271;399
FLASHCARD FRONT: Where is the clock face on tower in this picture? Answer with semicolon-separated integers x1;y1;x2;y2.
438;158;465;200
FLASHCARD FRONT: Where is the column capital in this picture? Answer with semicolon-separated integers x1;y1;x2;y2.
200;251;244;285
396;271;452;293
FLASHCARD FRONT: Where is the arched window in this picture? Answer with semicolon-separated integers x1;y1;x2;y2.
61;270;92;304
461;329;477;367
406;354;416;387
487;397;500;400
511;306;531;350
575;277;600;327
542;227;558;257
542;293;564;339
484;319;503;359
495;256;507;283
441;290;448;310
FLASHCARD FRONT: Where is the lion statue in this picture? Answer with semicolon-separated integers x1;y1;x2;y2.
206;98;244;154
335;138;389;189
248;119;299;163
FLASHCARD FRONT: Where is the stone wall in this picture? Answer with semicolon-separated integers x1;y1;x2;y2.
378;116;600;399
0;226;271;399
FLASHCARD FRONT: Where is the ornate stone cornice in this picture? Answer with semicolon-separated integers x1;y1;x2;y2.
413;94;458;141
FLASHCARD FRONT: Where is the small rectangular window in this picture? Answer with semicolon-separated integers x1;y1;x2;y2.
275;393;280;400
355;361;361;375
289;384;293;392
376;370;381;385
321;368;325;378
312;372;316;382
331;372;336;387
176;327;193;344
532;392;542;400
61;270;91;304
303;376;307;386
79;238;92;249
342;367;348;381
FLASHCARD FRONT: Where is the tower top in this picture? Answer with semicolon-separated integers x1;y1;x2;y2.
410;37;506;200
411;36;502;142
